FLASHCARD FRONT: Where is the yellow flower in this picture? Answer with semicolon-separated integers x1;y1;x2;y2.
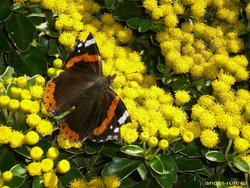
26;162;41;176
174;90;191;106
53;0;67;13
57;159;70;173
26;114;41;127
103;174;121;188
70;179;88;188
190;0;207;18
120;124;138;144
158;139;169;150
116;28;132;43
211;80;231;93
164;14;178;28
30;101;41;113
8;99;19;111
0;125;12;144
191;104;206;120
19;99;32;112
10;131;25;148
88;177;105;188
57;134;73;149
36;119;54;137
58;32;76;48
199;112;216;129
200;129;219;148
43;171;58;188
169;127;180;138
241;126;250;142
30;146;44;160
234;138;249;153
0;95;10;107
224;101;241;115
30;85;43;99
2;171;13;182
226;127;239;140
25;131;39;145
101;13;115;25
20;89;31;100
46;147;60;160
41;158;54;172
182;131;194;143
16;76;27;88
35;76;46;86
216;113;234;130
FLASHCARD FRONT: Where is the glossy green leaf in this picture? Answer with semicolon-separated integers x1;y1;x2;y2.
137;163;148;180
138;20;151;33
157;63;166;74
120;145;144;157
131;179;161;188
127;17;142;29
152;155;177;188
0;145;15;171
149;155;164;174
58;167;83;185
226;154;235;162
0;66;14;80
84;140;103;154
172;154;203;172
162;77;172;85
10;46;47;76
0;0;11;22
180;142;202;157
14;145;30;158
173;174;201;188
196;80;212;94
205;151;225;162
102;142;125;158
6;13;36;51
173;142;185;153
102;158;142;179
11;3;24;10
105;0;115;9
5;175;27;187
115;0;144;20
11;164;27;178
234;157;250;172
32;176;45;188
172;77;189;91
0;29;10;54
119;178;137;188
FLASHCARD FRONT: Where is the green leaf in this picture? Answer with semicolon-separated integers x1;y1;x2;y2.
127;17;142;29
172;77;189;91
162;77;172;85
226;154;235;162
58;167;83;185
119;178;137;188
120;145;145;157
172;154;203;172
115;0;144;20
205;151;225;162
105;0;115;9
102;158;142;179
0;28;10;54
6;13;36;51
131;179;161;188
138;20;151;33
195;80;212;94
84;140;103;154
14;145;30;158
0;66;15;80
10;164;27;178
156;64;165;74
0;145;16;171
151;154;177;188
137;163;148;180
180;142;202;158
234;157;250;172
11;3;24;11
0;0;11;22
173;174;201;188
173;142;185;153
102;142;125;158
5;175;27;187
149;155;164;174
32;176;45;188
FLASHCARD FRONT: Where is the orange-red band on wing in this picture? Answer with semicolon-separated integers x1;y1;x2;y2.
93;96;119;136
60;121;80;142
43;81;56;111
66;54;100;68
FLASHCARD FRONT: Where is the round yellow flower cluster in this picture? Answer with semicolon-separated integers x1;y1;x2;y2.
143;0;248;82
26;146;71;187
70;174;121;188
187;88;250;150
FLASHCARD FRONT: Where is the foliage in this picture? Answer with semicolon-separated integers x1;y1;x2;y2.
0;0;250;188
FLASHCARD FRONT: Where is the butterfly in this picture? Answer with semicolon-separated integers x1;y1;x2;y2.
43;33;131;142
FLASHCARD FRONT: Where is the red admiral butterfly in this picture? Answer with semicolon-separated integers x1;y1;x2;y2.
43;33;131;142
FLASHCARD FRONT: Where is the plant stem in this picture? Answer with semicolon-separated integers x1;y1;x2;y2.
225;139;233;156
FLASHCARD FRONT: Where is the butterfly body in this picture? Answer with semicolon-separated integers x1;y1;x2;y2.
43;33;131;142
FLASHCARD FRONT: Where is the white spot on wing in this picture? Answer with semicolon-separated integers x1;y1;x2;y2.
77;43;83;47
110;125;113;129
77;50;81;53
84;38;95;48
114;127;119;133
118;110;129;124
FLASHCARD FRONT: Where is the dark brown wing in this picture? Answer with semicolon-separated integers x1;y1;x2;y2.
43;33;102;113
61;88;131;142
